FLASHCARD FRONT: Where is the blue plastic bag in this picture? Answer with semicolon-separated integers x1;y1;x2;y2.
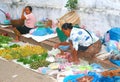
99;76;114;82
63;74;85;82
110;59;120;66
109;27;120;41
88;72;100;82
32;27;54;36
46;27;54;34
106;40;118;52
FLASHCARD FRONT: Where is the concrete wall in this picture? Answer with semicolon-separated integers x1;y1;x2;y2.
0;0;120;35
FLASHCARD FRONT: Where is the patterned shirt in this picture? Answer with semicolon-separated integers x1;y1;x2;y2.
66;28;99;50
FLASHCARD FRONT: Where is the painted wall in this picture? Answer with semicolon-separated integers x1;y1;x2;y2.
0;0;120;35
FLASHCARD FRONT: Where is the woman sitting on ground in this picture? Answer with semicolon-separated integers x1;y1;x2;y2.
54;23;102;64
13;6;36;41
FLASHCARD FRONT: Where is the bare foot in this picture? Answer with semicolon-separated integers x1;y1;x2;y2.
68;57;80;64
12;39;20;42
73;59;80;65
68;57;73;62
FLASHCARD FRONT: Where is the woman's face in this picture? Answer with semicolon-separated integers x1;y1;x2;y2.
25;7;31;14
62;28;71;37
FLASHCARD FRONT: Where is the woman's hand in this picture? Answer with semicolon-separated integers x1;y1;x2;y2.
54;44;59;49
21;8;26;20
22;8;25;13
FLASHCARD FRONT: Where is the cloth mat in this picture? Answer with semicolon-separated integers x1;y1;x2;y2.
22;33;57;42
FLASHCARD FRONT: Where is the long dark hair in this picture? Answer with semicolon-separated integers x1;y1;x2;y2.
25;6;32;12
62;23;73;30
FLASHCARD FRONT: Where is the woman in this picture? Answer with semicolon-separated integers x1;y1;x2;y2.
54;23;102;64
13;6;36;41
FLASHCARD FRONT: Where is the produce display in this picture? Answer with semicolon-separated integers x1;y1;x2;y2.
0;35;12;48
0;35;12;44
17;53;50;69
30;60;50;69
9;44;20;48
0;45;47;60
0;35;50;70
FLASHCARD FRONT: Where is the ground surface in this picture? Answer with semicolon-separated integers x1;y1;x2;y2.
0;27;119;82
0;59;56;82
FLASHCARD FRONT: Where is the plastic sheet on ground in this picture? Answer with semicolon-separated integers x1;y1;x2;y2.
22;33;57;42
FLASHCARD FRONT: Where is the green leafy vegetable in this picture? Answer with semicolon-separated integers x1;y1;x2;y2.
17;53;49;68
0;35;12;44
9;44;20;48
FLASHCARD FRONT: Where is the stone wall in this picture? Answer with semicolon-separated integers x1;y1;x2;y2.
0;0;120;35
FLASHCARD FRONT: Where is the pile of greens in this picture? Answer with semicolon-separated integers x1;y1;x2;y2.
0;35;12;48
9;44;20;48
0;35;12;44
17;53;50;69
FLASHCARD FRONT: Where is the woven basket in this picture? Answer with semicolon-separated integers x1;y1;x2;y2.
57;11;80;29
10;19;24;27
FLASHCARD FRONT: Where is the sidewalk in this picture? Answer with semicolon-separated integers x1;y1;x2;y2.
0;59;56;82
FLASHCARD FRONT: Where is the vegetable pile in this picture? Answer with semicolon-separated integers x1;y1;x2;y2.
0;45;47;60
17;53;50;69
0;35;12;44
0;35;50;69
0;35;12;48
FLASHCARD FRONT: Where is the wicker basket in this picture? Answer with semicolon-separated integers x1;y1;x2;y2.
10;19;24;27
57;11;80;29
